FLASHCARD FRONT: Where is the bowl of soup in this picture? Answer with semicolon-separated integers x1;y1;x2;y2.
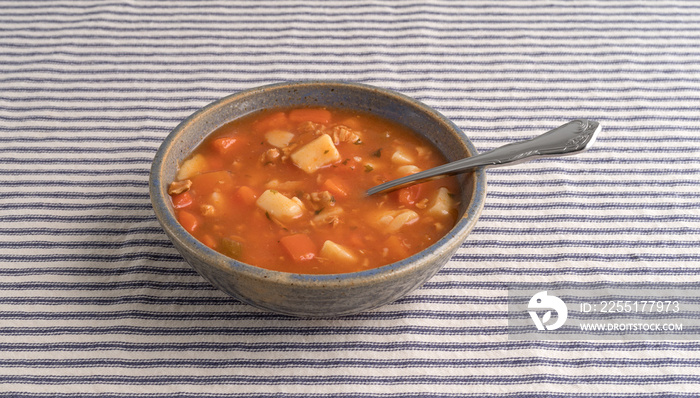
150;81;486;317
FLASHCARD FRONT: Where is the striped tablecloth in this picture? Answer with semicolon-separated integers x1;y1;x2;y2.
2;1;699;396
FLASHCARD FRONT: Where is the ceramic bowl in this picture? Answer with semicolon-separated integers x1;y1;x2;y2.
149;81;486;317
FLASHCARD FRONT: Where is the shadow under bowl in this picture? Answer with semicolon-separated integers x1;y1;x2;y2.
149;80;487;317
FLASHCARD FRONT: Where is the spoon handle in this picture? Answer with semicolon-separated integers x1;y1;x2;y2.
366;119;601;196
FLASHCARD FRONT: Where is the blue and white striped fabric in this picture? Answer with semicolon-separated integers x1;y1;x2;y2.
2;0;699;396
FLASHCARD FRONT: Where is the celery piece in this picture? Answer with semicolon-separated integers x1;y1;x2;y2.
220;238;243;260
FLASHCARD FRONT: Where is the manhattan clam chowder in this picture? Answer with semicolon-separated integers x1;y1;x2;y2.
168;107;461;274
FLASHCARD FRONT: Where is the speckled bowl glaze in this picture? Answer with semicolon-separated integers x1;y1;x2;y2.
150;81;487;317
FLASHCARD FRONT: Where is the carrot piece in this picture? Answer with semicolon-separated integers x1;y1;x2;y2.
288;108;332;124
322;177;349;199
171;191;193;209
393;184;423;206
236;185;258;206
211;136;242;156
177;211;199;233
280;234;317;262
253;111;288;132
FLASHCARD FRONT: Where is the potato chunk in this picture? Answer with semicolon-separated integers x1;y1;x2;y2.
290;134;341;173
265;129;295;148
391;147;414;165
427;187;455;217
256;189;304;222
320;240;357;264
396;165;421;176
177;153;208;180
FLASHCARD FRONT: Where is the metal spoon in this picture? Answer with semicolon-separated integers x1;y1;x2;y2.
366;119;601;196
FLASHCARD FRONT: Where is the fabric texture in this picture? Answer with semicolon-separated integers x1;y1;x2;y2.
1;0;699;396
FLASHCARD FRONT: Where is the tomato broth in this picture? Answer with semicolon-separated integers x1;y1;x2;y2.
168;107;461;274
